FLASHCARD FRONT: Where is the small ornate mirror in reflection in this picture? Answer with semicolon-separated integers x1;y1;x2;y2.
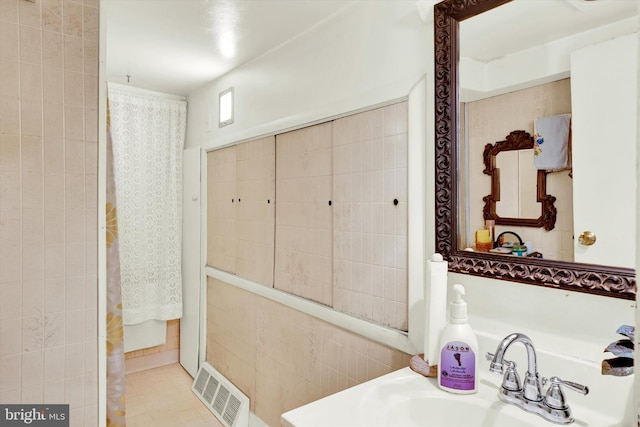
482;130;557;232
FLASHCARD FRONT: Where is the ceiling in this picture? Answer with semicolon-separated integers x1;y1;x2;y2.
104;0;638;98
104;0;354;97
461;0;638;62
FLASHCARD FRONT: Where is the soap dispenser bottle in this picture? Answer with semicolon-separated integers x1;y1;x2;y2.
437;284;479;394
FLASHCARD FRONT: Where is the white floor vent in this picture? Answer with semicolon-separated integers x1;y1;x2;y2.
192;362;249;427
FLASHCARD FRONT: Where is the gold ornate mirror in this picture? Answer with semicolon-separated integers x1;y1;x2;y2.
433;0;635;298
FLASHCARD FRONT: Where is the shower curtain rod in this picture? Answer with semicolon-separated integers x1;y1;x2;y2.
107;81;187;102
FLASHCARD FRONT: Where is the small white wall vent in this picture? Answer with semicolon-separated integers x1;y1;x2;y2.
218;87;234;127
192;362;249;427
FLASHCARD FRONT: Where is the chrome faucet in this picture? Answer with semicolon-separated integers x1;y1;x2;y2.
487;333;589;425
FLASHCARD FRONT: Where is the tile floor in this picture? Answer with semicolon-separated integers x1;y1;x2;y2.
125;363;224;427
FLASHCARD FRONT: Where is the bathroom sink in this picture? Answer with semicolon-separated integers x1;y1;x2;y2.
354;370;539;427
281;366;628;427
369;396;536;427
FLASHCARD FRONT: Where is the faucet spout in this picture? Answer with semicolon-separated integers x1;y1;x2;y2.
488;332;589;424
490;333;542;402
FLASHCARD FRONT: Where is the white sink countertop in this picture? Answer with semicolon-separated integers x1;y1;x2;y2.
281;334;634;427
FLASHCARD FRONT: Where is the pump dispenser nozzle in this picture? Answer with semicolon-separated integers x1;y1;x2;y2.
438;283;478;393
450;284;468;323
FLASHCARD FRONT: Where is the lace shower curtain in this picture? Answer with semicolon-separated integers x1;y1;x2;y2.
106;104;126;427
108;84;186;325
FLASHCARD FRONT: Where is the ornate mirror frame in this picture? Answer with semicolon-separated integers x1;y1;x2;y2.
482;130;557;231
433;0;636;299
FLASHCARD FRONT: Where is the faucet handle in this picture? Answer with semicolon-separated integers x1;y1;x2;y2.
550;377;589;395
544;376;589;410
485;352;514;372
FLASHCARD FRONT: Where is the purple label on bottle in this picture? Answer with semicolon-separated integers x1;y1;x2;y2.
439;341;476;391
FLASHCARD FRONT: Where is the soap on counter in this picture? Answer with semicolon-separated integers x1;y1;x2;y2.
437;284;479;394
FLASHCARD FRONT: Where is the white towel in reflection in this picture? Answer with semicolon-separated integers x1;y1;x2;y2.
533;114;571;171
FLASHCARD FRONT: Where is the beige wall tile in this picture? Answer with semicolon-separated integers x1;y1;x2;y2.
207;278;411;427
0;96;20;134
123;319;180;363
19;25;41;65
44;243;64;278
0;5;98;419
82;5;98;41
0;0;19;24
64;173;84;208
64;105;84;140
64;375;84;408
21;99;43;136
62;0;83;37
43;174;63;209
0;281;22;320
64;71;84;106
63;35;83;72
22;350;44;389
18;0;41;28
0;318;22;356
20;62;42;102
22;278;44;318
44;312;64;348
42;31;63;69
1;173;20;209
22;316;44;352
85;108;97;144
83;38;98;75
0;135;20;172
42;0;63;33
21;136;43;174
44;345;65;381
0;59;19;98
0;22;20;60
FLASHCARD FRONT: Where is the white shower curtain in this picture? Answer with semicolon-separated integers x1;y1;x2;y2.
108;83;186;325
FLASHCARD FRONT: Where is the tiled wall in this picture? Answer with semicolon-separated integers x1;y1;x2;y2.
206;277;412;427
207;136;276;286
274;102;409;329
207;144;238;273
209;101;409;331
124;319;180;373
206;102;411;425
465;79;574;261
332;102;408;330
235;137;275;287
0;0;98;425
275;122;333;305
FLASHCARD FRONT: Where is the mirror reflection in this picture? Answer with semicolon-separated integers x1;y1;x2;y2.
480;129;558;240
458;0;637;268
494;148;538;219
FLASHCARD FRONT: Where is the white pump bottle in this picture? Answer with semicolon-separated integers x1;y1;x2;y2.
437;284;479;394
